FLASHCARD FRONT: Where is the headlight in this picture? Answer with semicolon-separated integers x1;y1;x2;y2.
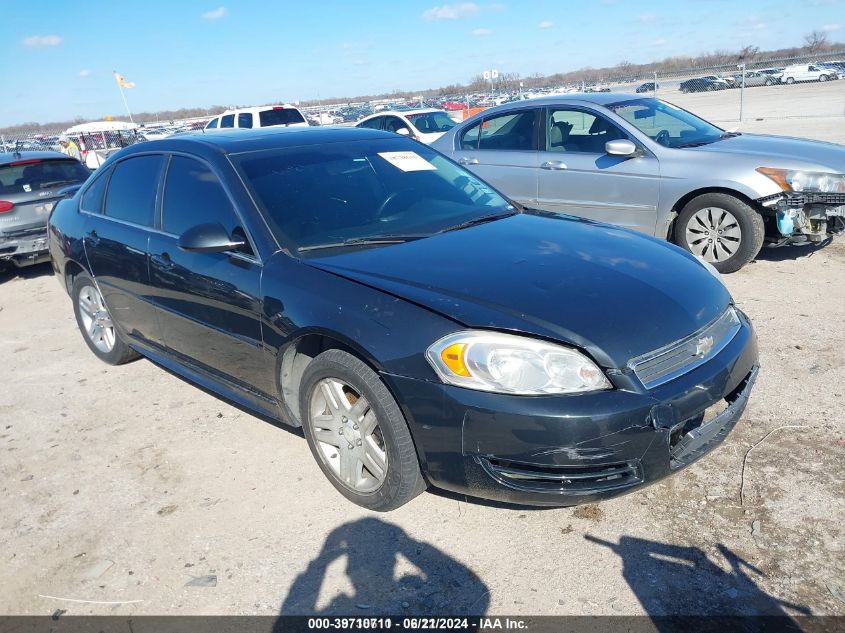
426;331;611;395
757;167;845;193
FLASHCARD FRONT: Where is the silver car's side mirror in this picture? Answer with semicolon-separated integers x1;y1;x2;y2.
605;139;638;157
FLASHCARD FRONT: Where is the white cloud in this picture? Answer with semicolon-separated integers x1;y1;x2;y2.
423;3;480;20
822;23;841;31
638;13;658;23
652;38;667;46
23;35;63;48
78;69;91;77
201;6;227;20
538;20;553;29
472;27;492;36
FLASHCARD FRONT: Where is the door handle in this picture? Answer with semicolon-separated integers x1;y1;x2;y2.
541;161;568;170
86;229;100;246
459;157;479;165
151;252;174;269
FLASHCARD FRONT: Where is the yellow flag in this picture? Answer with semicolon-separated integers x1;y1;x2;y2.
114;71;136;89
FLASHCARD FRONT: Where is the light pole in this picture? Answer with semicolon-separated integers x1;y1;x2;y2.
483;69;499;97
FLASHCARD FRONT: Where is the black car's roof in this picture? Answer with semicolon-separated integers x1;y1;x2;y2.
0;150;75;166
128;127;397;157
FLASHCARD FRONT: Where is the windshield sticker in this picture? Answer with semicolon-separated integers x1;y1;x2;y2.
377;151;437;172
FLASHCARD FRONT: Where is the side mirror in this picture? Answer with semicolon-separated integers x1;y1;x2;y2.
395;128;411;136
178;223;245;253
605;139;639;157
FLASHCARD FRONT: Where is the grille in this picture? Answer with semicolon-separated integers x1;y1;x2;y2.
481;457;642;493
629;307;742;390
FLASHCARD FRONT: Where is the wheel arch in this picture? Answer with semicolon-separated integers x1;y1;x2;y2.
275;329;387;428
63;259;88;294
667;187;762;242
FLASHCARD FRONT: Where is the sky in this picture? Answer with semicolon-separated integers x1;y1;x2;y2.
1;0;843;126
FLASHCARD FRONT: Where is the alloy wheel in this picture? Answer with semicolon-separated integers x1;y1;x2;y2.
309;378;388;494
77;284;116;353
685;207;742;263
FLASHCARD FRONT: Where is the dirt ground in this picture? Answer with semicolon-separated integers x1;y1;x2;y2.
1;131;844;618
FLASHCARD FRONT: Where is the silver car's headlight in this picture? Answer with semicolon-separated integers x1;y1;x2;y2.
757;167;845;193
426;331;612;395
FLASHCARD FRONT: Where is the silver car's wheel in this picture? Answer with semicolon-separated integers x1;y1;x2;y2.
309;377;388;494
77;284;116;353
685;207;742;263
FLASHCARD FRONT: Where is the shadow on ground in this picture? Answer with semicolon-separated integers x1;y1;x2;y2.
754;238;834;264
586;534;811;621
280;517;489;615
0;261;53;284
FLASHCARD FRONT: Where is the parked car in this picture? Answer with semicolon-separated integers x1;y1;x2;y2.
356;108;457;144
204;105;308;131
1;151;89;268
741;71;781;87
48;127;759;510
779;64;838;84
679;76;729;92
431;93;845;273
635;82;659;93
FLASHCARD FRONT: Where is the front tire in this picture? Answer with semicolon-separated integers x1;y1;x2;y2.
71;273;140;365
299;349;426;511
819;74;828;82
674;193;765;274
785;77;795;84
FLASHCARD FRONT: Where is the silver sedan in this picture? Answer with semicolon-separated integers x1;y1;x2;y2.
431;93;845;272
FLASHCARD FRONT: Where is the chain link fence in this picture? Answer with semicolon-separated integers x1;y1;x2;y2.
2;51;844;158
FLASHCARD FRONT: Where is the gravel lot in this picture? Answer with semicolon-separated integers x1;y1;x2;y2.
1;126;843;619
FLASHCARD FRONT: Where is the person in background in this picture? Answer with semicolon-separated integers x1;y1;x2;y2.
58;135;81;160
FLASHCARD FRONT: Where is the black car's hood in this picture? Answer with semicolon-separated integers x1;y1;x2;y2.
306;214;732;369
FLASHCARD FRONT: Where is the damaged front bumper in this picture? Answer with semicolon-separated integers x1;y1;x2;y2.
758;192;845;244
386;312;758;507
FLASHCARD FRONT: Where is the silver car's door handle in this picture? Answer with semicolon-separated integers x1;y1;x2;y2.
458;157;479;165
541;161;568;170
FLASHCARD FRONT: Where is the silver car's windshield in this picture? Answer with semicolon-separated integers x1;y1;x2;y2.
607;98;725;148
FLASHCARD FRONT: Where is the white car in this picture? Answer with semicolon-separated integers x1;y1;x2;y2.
204;105;309;131
355;108;457;144
779;64;838;84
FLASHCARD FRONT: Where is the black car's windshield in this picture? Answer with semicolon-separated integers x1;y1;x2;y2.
234;138;514;254
607;98;724;148
406;111;456;133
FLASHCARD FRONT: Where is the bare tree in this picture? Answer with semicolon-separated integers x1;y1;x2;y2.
804;30;828;53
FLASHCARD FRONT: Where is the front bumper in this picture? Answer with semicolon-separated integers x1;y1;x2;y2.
0;230;50;267
385;313;758;506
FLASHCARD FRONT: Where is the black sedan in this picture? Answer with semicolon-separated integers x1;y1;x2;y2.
48;128;759;510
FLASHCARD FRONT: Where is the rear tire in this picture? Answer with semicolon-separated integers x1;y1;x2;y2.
674;193;765;274
819;74;828;82
71;272;140;365
785;77;795;84
299;349;426;511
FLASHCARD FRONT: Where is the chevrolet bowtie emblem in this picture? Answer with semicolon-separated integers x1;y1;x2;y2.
695;335;715;357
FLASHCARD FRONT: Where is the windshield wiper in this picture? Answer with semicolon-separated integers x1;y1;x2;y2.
720;131;742;139
298;234;428;253
436;210;517;234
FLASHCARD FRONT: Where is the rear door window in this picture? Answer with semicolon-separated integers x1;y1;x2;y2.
104;155;164;226
476;110;538;151
358;117;384;130
258;108;306;127
237;112;254;129
80;167;111;213
220;114;235;128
